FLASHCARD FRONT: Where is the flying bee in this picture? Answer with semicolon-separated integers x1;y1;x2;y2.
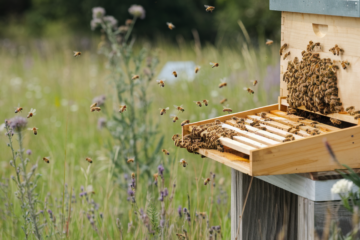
90;102;97;108
172;134;180;141
204;178;211;185
170;114;179;122
43;157;50;164
252;80;258;86
166;22;175;30
131;75;139;80
330;118;341;126
341;61;350;69
162;149;170;155
127;157;135;163
195;66;200;73
210;62;219;68
159;107;169;115
172;71;177;77
174;105;185;112
194;101;202;107
220;98;227;104
27;108;36;118
73;51;81;57
90;107;101;112
202;99;209;106
86;157;93;163
219;79;227;88
181;120;190;126
244;87;254;94
223;107;232;113
179;159;188;167
265;39;273;45
28;127;38;135
131;173;135;179
153;173;159;182
157;80;165;87
283;51;291;60
15;107;23;113
204;5;215;12
119;105;127;113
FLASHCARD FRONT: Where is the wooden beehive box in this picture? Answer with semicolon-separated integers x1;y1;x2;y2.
180;12;360;176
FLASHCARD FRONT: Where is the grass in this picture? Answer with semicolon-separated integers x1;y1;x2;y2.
0;33;280;239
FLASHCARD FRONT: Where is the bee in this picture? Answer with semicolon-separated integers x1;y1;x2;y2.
330;118;341;126
346;106;355;112
131;75;140;80
265;39;273;45
260;112;267;118
15;107;23;113
119;105;127;113
202;99;209;106
86;157;93;163
27;108;36;118
172;71;177;77
131;173;135;179
287;108;297;115
127;157;135;163
204;5;215;12
251;80;258;86
219;79;227;88
283;51;291;60
181;120;190;126
159;107;169;115
157;80;165;87
28;127;38;135
91;107;101;112
355;115;360;120
43;157;50;164
170;114;179;122
90;102;97;108
204;178;211;185
172;134;180;141
176;233;185;239
162;149;170;155
334;44;344;56
179;159;188;167
210;62;219;68
195;66;200;74
166;22;175;30
244;87;254;94
340;61;350;69
174;105;185;112
279;43;288;56
194;101;202;107
223;107;232;113
220;98;227;104
153;173;159;181
73;51;81;57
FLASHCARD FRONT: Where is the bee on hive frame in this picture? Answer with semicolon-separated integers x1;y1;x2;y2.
159;107;169;115
279;43;288;56
218;79;227;88
28;127;38;135
86;157;93;163
210;62;219;68
195;66;201;73
194;101;202;107
166;22;175;30
157;80;165;87
132;75;139;80
127;157;135;163
204;5;215;12
283;51;291;60
340;61;350;69
172;71;177;77
330;118;341;126
354;115;360;120
265;39;273;45
73;51;81;57
43;157;50;163
179;159;188;167
170;114;179;123
27;108;36;118
174;105;185;112
244;87;254;94
162;149;170;155
181;119;190;126
172;134;180;141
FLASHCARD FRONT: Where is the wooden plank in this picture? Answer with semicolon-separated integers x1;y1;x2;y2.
198;149;251;175
231;169;243;240
247;115;292;131
219;137;256;155
245;120;304;140
251;125;360;176
233;136;268;149
298;196;314;240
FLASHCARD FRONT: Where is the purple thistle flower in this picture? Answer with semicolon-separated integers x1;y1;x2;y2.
183;207;188;213
26;149;32;155
103;16;118;29
91;19;102;31
130;178;136;189
92;7;105;19
8;117;27;132
178;206;182;218
158;165;164;177
92;95;106;107
127;188;134;197
158;191;164;202
164;188;168;197
154;179;158;187
128;5;146;19
97;117;106;130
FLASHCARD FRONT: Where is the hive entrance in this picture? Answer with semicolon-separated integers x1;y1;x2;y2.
312;23;328;38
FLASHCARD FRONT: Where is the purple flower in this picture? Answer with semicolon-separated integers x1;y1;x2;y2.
80;185;84;192
130;178;136;189
97;117;106;130
92;95;106;107
8;117;27;131
124;174;129;181
186;212;191;222
159;219;165;228
183;207;188;213
47;209;53;218
103;16;118;28
127;188;134;197
178;206;182;218
92;7;105;19
164;188;168;197
128;5;146;19
158;191;164;202
158;165;164;177
26;149;32;155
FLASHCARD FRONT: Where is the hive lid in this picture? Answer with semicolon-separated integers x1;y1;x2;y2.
270;0;360;18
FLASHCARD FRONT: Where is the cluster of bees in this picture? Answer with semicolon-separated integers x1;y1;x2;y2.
282;41;360;123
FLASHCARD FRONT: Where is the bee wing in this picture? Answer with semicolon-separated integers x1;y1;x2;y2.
179;105;183;107
220;78;226;83
166;22;171;26
27;128;33;131
209;62;214;66
156;80;161;83
243;87;248;91
204;5;210;8
193;101;198;103
165;107;169;110
173;105;179;108
170;114;177;118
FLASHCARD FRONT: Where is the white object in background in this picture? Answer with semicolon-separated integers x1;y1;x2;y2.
157;61;196;83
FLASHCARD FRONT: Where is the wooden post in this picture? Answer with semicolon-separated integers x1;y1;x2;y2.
298;196;315;240
231;169;243;240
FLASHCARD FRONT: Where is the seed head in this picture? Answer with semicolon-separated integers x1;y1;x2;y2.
128;5;146;19
92;7;105;19
26;149;32;155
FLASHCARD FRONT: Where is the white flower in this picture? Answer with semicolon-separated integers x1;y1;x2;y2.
331;179;353;194
128;5;146;19
92;7;105;19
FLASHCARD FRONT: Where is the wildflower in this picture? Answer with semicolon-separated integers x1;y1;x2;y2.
178;206;182;218
331;179;353;194
47;209;53;218
26;149;32;155
128;5;146;19
92;95;106;107
183;207;188;213
97;117;106;130
186;212;191;223
158;191;164;202
103;16;118;28
164;188;168;197
158;165;164;178
92;7;105;19
118;25;129;34
8;117;27;132
128;222;133;233
5;129;14;136
127;188;134;197
91;19;102;31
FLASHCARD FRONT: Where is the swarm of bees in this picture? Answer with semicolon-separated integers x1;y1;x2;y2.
127;157;135;163
27;108;36;118
15;107;23;113
43;157;50;163
160;107;169;115
119;105;127;113
170;114;179;122
210;62;219;68
162;149;170;155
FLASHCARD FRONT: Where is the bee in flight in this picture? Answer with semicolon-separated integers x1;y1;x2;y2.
28;127;38;135
181;119;190;126
179;159;188;167
202;99;209;106
157;80;165;87
43;157;50;164
15;107;23;113
265;39;273;45
119;105;127;113
223;107;232;113
173;71;177;77
166;22;175;30
153;173;159;182
220;98;227;104
91;107;101;112
251;80;258;86
203;178;211;185
244;87;254;94
204;5;215;12
86;157;93;163
194;101;202;107
195;66;200;74
170;114;179;122
73;51;81;57
132;75;140;80
27;108;36;118
159;107;169;115
127;157;135;163
210;62;219;68
219;79;227;88
174;105;185;112
172;134;180;141
162;149;170;155
90;102;97;108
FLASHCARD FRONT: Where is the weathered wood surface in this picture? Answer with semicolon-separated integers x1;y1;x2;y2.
298;196;315;240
